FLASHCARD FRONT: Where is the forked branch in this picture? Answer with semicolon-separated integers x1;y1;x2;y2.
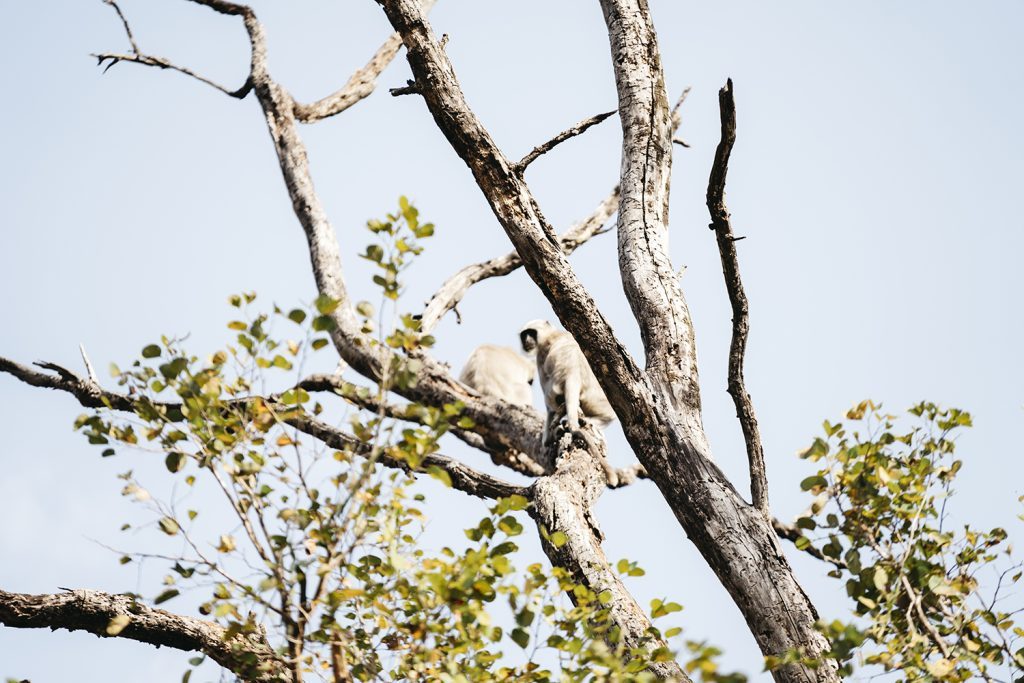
94;0;252;98
419;88;691;334
706;79;769;516
419;190;618;333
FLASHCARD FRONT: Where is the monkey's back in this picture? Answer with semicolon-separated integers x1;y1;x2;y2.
459;344;535;407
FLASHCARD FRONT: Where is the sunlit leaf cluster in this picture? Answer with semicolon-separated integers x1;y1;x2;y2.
784;401;1024;680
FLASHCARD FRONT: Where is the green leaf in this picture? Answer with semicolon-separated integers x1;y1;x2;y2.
355;301;374;318
141;344;162;359
312;315;337;332
158;517;179;536
511;627;530;649
106;614;130;635
426;465;452;488
872;567;889;592
287;309;307;324
550;531;568;548
491;541;517;556
800;475;828;491
505;494;529;511
280;388;310;405
154;589;180;605
314;294;341;315
165;452;186;473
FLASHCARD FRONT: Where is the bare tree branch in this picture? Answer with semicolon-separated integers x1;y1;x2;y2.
101;0;139;54
419;190;618;334
292;0;437;123
529;427;689;681
419;87;691;334
772;518;845;570
706;79;769;517
599;0;699;413
0;356;526;501
93;0;252;97
288;413;528;501
78;344;100;385
294;373;544;475
0;588;288;682
93;52;252;98
514;110;616;173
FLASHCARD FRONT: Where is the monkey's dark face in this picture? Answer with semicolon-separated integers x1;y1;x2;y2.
520;328;538;354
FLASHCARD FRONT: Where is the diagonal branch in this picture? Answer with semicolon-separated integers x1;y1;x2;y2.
513;110;616;173
292;0;436;124
288;413;528;501
101;0;139;54
706;79;768;516
419;189;618;333
419;87;690;334
599;0;700;414
528;427;689;681
295;373;544;475
0;588;288;682
376;0;651;430
0;356;528;501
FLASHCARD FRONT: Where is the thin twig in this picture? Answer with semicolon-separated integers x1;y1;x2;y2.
93;53;252;99
706;78;769;517
78;344;100;385
101;0;139;54
419;189;619;334
772;517;846;570
389;81;420;97
515;110;616;173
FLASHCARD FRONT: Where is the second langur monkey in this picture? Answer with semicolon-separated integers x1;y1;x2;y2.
519;319;616;445
459;345;536;407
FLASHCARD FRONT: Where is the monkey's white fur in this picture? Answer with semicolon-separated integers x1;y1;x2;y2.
519;319;616;444
458;344;536;407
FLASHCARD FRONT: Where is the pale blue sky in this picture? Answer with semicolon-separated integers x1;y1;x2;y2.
1;1;1022;680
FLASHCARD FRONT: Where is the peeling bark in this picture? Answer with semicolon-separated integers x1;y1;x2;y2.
599;0;701;413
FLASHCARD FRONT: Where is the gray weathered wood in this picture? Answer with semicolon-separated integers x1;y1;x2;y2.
0;588;288;682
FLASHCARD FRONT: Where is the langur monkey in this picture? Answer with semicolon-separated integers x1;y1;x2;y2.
519;319;616;445
458;344;536;407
